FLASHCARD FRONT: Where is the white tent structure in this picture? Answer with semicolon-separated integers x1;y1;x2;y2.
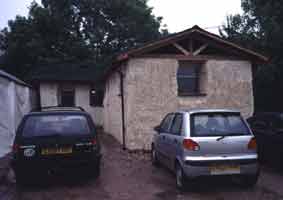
0;70;35;157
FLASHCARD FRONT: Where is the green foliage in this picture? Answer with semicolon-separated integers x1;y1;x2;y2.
0;0;166;79
221;0;283;112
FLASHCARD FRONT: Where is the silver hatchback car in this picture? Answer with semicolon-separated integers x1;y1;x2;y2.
151;109;259;190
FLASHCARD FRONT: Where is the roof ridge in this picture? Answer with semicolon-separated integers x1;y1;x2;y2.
116;25;268;63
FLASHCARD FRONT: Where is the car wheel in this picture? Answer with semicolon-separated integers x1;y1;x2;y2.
89;159;101;178
175;163;187;191
95;162;101;177
240;174;258;187
88;163;100;178
151;145;160;167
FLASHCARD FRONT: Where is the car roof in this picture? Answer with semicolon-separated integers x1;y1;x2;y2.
253;112;283;118
27;111;87;115
27;110;88;116
177;109;240;115
29;106;87;114
39;106;85;112
255;112;283;115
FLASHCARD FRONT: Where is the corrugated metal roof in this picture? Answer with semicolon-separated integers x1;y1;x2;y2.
0;70;31;87
28;62;104;84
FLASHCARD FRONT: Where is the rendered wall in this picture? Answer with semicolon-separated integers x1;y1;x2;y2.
104;58;254;150
103;73;123;144
0;77;34;157
40;83;58;107
75;84;103;126
39;83;103;126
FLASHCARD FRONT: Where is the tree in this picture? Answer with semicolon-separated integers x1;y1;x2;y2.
0;0;166;79
221;0;283;112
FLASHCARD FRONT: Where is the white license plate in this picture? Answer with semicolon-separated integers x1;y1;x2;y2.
41;147;73;155
210;165;240;175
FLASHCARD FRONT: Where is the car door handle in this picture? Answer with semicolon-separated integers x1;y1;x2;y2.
174;139;178;143
162;135;166;140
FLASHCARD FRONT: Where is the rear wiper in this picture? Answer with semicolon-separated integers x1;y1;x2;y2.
216;133;245;141
36;134;62;138
216;136;226;141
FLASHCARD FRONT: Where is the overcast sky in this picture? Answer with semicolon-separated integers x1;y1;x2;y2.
0;0;242;34
148;0;242;33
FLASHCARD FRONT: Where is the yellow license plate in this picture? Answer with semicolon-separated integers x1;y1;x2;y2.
210;165;240;175
41;147;72;155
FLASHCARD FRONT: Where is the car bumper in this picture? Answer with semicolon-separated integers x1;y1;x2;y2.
182;155;259;178
11;154;102;172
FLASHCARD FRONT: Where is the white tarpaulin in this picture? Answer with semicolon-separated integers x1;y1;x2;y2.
0;70;34;157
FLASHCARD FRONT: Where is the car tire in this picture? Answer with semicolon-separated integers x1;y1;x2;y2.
89;161;101;178
95;162;101;178
175;163;188;191
151;145;160;167
240;174;258;187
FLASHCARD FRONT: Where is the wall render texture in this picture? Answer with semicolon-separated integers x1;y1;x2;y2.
103;58;254;150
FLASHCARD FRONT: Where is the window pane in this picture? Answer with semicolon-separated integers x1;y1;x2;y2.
179;61;201;69
178;77;197;94
171;114;183;135
191;113;251;137
254;120;268;130
161;114;174;132
177;65;197;77
177;62;201;95
61;91;75;107
22;115;90;137
90;90;104;107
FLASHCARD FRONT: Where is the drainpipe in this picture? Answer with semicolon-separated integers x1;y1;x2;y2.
119;70;126;150
251;63;257;114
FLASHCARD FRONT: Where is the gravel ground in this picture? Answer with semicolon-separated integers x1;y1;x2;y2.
1;133;283;200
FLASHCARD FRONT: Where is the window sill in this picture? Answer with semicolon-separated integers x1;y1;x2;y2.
178;93;207;97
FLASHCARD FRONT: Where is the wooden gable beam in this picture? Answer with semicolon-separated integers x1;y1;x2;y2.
193;43;208;56
172;42;190;55
196;36;252;59
189;38;194;54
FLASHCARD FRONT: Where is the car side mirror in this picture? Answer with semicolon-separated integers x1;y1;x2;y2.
154;125;161;133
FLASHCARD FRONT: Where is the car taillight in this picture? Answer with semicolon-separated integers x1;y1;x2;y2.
91;139;97;145
12;144;19;153
183;139;200;151
248;137;257;150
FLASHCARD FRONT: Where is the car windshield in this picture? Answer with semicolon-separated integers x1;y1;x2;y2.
191;113;251;137
22;115;90;137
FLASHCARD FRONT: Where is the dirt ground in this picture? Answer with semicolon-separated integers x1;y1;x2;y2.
1;133;283;200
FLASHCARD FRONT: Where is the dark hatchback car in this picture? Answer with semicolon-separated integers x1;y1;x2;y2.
247;112;283;166
11;107;101;184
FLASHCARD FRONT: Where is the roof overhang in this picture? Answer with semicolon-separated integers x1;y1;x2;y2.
118;26;268;63
104;25;269;81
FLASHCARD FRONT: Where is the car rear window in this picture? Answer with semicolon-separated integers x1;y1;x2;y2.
275;114;283;129
22;115;90;137
191;113;251;137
